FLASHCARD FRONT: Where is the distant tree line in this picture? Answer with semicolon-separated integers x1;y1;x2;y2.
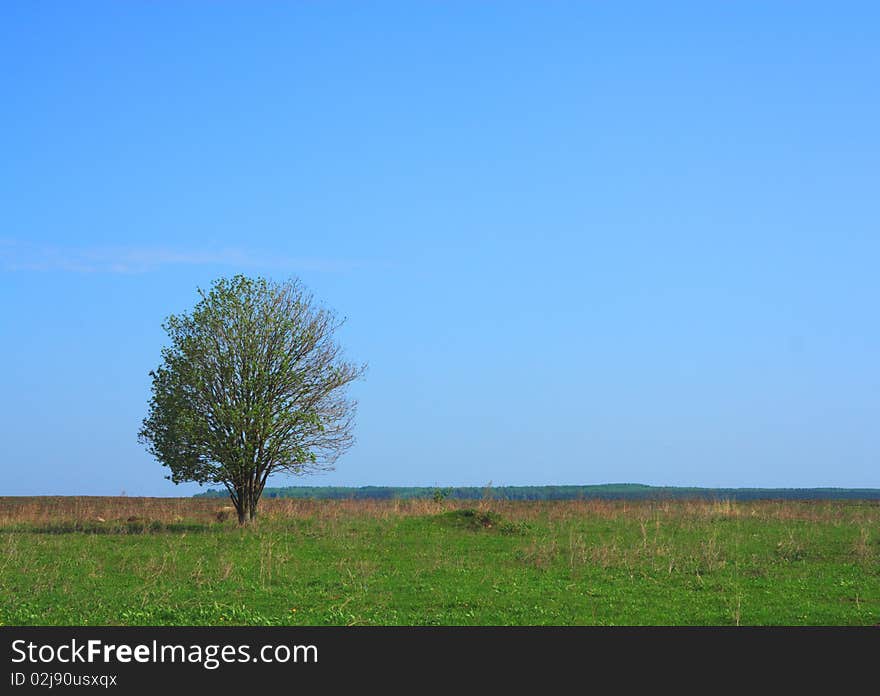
194;484;880;502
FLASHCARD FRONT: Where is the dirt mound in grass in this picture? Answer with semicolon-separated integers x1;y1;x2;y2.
436;508;530;535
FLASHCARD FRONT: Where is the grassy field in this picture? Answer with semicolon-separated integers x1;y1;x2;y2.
0;496;877;626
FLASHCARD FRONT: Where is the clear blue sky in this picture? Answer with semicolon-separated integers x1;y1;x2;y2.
1;3;878;496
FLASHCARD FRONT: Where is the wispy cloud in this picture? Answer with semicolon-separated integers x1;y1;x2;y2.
0;239;377;274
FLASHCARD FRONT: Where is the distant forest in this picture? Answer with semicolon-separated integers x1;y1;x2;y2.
194;483;880;501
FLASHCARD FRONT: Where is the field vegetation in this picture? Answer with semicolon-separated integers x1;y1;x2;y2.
1;496;877;625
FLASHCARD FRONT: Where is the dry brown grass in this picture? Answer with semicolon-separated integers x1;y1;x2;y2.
0;495;876;529
0;496;218;526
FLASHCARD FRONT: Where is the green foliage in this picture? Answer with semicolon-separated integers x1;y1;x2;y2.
139;275;365;523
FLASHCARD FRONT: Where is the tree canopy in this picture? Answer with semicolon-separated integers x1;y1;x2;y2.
139;275;366;523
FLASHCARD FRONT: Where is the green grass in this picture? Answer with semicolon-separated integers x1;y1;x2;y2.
1;499;878;625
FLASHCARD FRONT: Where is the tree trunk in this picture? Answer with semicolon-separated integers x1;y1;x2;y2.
237;502;249;525
234;490;259;525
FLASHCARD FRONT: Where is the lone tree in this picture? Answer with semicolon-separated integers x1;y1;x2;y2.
139;275;365;524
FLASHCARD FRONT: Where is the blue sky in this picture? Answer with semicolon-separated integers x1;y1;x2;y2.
1;3;878;495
